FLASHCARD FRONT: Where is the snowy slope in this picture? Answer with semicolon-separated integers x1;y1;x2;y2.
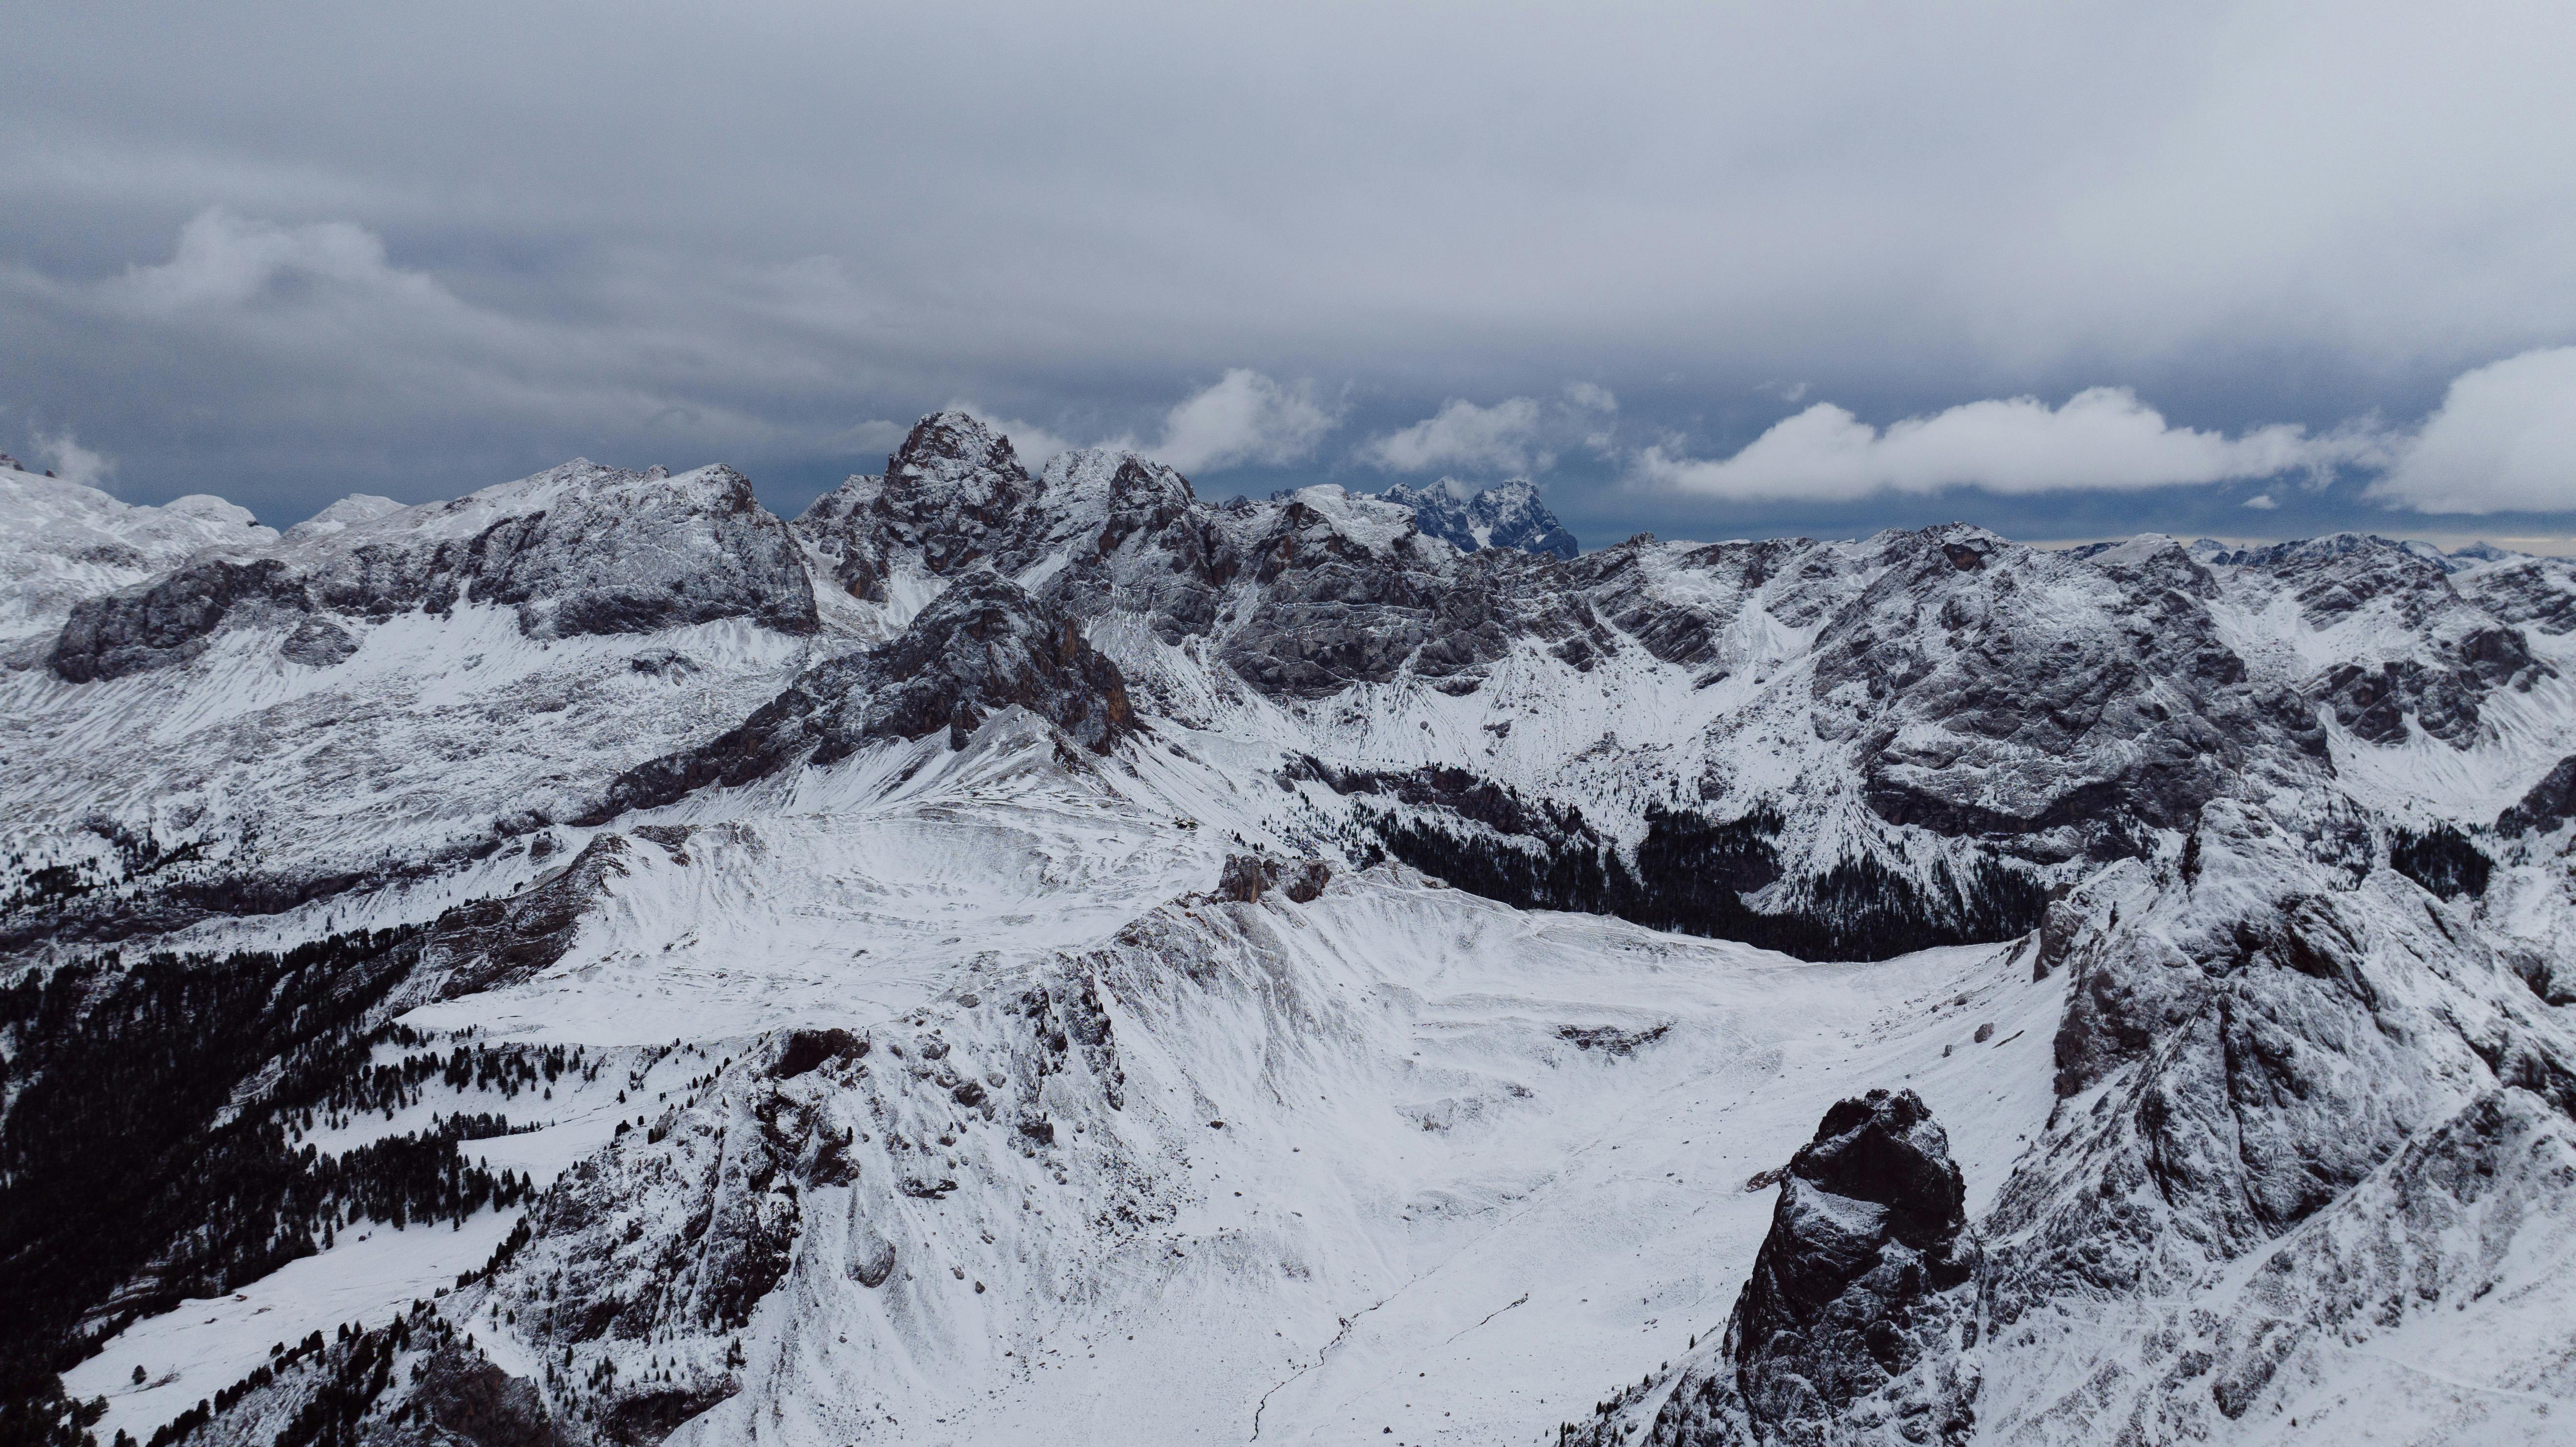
0;466;276;647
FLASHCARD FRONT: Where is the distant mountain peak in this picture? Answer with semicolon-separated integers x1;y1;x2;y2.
891;410;1027;485
1374;476;1579;558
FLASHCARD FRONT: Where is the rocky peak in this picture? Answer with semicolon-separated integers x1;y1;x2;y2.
2226;531;2460;627
794;412;1044;598
880;411;1038;545
891;410;1027;485
585;569;1134;823
1035;447;1197;553
836;567;1134;755
1785;1088;1969;1252
1379;477;1580;559
2075;532;2218;598
1613;1088;1982;1447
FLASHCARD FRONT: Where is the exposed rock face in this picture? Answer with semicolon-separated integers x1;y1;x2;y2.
584;570;1133;820
48;461;815;681
797;411;1044;601
2224;534;2556;746
49;556;303;681
279;615;360;666
824;568;1133;753
1215;498;1592;696
1021;447;1235;638
2498;753;2576;835
1995;798;2576;1313
394;463;816;640
1376;477;1581;559
1818;531;2283;852
414;833;636;999
518;1081;816;1346
800;450;1599;698
1629;1089;1982;1447
2459;551;2576;634
1213;852;1332;903
397;1346;560;1447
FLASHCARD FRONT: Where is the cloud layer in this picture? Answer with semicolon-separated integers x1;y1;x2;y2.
2368;347;2576;514
1148;369;1337;473
1638;388;2390;503
2;3;2572;535
1362;397;1546;474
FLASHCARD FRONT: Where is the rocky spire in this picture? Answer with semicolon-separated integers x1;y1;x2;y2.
1612;1089;1983;1447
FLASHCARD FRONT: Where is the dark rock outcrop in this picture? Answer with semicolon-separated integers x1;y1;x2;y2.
1992;805;2576;1334
827;568;1133;753
50;557;305;681
1632;1089;1982;1446
774;1027;867;1079
584;570;1133;823
796;411;1042;600
396;1346;560;1447
601;1384;738;1447
2457;552;2576;634
1214;852;1331;903
517;1085;808;1346
2498;753;2576;836
417;834;634;999
279;615;361;666
1820;531;2259;854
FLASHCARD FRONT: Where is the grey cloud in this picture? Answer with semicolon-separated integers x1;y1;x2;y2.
2;2;2572;535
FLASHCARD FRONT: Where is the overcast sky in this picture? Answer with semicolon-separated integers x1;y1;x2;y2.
5;1;2573;550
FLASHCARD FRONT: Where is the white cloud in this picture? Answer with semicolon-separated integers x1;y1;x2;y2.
1362;397;1547;474
34;428;113;489
2243;492;2278;510
1565;382;1618;413
2365;347;2576;514
104;208;445;314
1640;387;2387;503
1145;369;1336;474
949;371;1334;475
948;408;1078;468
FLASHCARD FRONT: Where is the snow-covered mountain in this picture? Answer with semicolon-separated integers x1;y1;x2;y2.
3;412;2574;1447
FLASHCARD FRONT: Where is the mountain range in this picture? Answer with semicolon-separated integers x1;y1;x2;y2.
3;413;2574;1447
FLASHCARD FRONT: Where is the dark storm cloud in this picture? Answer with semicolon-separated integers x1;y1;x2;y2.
3;0;2573;541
